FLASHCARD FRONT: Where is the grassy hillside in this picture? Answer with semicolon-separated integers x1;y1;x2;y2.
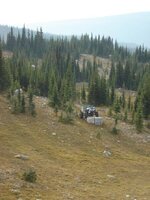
0;94;150;200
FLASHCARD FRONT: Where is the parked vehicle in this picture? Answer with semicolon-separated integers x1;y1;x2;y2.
80;105;99;119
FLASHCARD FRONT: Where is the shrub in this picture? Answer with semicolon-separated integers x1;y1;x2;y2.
111;126;118;135
23;169;37;183
59;112;73;124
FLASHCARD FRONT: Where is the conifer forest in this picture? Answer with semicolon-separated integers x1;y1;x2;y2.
0;26;150;129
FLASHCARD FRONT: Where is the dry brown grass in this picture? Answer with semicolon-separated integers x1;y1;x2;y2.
0;94;150;200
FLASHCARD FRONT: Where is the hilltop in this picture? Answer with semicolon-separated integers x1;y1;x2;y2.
0;94;150;200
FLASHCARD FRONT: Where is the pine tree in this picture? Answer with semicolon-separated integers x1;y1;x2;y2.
21;25;26;48
113;97;120;114
63;62;75;104
109;61;115;86
127;95;131;110
142;74;150;118
116;61;124;88
135;99;143;132
124;109;128;122
21;94;26;113
110;84;115;105
81;84;86;102
65;101;74;120
11;96;18;113
0;45;9;91
88;65;101;105
100;77;107;105
17;87;22;112
122;91;126;109
59;101;74;123
0;46;4;91
136;73;150;119
50;81;60;109
28;86;36;116
6;27;16;51
124;60;131;89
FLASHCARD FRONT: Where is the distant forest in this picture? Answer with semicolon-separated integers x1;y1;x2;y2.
0;26;150;127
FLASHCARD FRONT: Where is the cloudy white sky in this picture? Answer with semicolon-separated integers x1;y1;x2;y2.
1;0;150;25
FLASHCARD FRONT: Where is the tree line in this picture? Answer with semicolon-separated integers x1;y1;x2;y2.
0;26;150;129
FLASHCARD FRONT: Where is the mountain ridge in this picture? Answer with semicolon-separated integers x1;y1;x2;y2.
1;12;150;48
27;12;150;47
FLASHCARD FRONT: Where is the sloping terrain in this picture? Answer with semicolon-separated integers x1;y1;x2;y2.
79;54;111;78
0;94;150;200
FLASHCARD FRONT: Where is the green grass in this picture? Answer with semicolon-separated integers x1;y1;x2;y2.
0;94;150;200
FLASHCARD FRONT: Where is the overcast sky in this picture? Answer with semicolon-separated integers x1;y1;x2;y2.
1;0;150;26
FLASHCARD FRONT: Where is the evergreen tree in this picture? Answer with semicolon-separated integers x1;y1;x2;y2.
65;101;74;120
49;80;60;109
62;62;75;103
88;66;100;105
9;81;25;114
21;94;26;113
0;46;4;91
127;95;131;110
100;77;107;105
6;27;16;51
109;61;115;86
81;84;86;102
113;97;121;114
0;45;10;91
135;99;143;132
124;109;128;122
59;101;74;123
122;90;126;109
136;73;150;119
21;25;26;48
116;61;124;88
17;87;22;112
142;74;150;118
28;86;36;116
110;84;115;105
124;60;131;89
